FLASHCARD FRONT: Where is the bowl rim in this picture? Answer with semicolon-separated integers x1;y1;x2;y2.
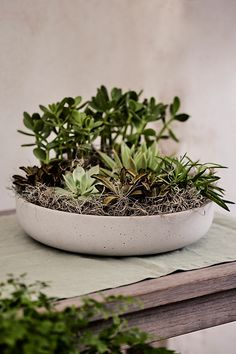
16;195;213;220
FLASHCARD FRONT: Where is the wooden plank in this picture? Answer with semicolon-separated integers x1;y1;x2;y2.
56;262;236;314
125;288;236;339
56;262;236;339
86;288;236;340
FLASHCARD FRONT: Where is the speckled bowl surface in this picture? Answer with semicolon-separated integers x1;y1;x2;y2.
16;197;214;256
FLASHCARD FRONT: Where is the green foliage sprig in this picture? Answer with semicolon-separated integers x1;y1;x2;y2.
86;86;190;151
19;96;102;164
0;275;178;354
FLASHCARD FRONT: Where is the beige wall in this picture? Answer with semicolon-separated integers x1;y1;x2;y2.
1;0;236;210
0;0;236;352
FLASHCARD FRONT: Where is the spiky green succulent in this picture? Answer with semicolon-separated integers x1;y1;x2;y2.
95;169;151;205
98;142;160;176
55;165;99;199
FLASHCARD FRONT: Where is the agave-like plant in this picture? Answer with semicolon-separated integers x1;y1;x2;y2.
94;168;153;205
98;142;160;176
55;165;99;199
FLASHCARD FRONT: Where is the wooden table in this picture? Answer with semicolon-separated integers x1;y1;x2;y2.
57;262;236;342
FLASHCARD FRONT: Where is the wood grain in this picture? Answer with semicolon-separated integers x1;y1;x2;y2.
87;288;236;340
123;288;236;339
57;262;236;313
56;262;236;340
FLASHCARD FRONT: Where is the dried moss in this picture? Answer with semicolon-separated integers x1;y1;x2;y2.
17;183;208;217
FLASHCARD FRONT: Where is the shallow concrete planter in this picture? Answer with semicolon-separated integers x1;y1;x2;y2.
16;197;214;256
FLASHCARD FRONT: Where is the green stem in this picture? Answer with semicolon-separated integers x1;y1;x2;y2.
122;114;132;142
45;149;50;164
101;135;106;152
122;124;128;141
112;130;121;144
156;117;174;142
134;121;147;147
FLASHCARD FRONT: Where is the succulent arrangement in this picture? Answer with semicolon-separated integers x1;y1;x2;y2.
13;86;233;215
9;88;234;352
0;275;178;354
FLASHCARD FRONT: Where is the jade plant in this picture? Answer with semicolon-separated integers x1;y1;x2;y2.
13;86;233;215
19;96;103;163
0;275;177;354
18;86;189;163
86;87;189;151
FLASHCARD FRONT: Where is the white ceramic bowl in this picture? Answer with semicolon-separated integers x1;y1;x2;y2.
16;197;214;256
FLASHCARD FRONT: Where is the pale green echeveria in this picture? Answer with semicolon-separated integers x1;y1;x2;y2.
99;142;160;176
55;165;99;199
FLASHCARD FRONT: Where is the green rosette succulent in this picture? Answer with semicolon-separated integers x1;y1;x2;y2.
55;165;99;199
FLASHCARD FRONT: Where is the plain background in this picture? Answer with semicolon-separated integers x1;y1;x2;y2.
0;1;236;352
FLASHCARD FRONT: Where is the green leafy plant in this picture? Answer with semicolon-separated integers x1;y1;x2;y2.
15;86;233;214
86;86;190;151
0;275;178;354
18;87;190;165
18;96;102;164
56;165;100;198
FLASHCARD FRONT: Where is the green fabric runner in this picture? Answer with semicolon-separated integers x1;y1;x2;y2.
0;213;236;298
